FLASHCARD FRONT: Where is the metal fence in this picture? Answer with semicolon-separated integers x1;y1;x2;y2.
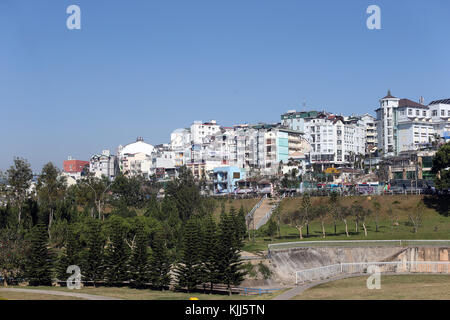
294;261;450;285
268;240;450;251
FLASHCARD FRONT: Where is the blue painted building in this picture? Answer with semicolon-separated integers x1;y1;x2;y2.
213;166;246;194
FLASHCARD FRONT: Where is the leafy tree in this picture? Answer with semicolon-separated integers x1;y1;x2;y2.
144;195;161;219
371;200;381;232
111;200;137;218
166;166;201;221
409;202;424;233
111;173;147;209
0;229;28;286
339;206;352;237
360;208;372;237
6;157;33;225
301;194;312;237
36;162;67;238
387;205;399;233
266;218;277;240
329;192;340;235
351;202;364;234
0;204;15;229
432;142;450;190
27;224;53;286
287;209;308;240
315;204;329;238
79;174;113;220
149;231;172;291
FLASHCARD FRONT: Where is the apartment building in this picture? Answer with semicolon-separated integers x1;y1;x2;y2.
117;137;154;177
63;158;89;180
359;113;378;151
304;114;366;167
376;91;450;156
89;150;119;180
190;120;221;144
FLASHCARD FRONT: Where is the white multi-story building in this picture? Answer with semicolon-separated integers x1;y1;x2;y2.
376;91;449;156
359;113;378;151
303;114;366;166
89;150;119;180
117;137;155;177
281;110;320;133
376;91;400;156
190;120;221;144
428;99;450;138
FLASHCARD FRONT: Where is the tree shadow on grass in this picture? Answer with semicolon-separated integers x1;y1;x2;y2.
423;195;450;217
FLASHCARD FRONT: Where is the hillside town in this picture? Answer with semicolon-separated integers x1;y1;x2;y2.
60;91;450;196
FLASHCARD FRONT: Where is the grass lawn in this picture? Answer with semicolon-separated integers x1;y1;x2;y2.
9;286;287;300
293;274;450;300
243;195;450;252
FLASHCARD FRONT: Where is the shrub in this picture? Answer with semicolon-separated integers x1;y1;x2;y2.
257;262;272;280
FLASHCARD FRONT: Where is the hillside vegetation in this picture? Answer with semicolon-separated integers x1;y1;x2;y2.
241;195;450;252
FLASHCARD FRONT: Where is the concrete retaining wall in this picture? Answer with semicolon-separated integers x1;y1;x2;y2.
269;246;450;284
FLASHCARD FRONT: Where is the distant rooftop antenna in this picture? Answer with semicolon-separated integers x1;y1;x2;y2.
302;99;306;111
419;96;424;104
137;136;144;142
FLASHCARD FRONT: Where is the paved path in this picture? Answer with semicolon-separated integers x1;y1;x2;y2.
251;198;280;230
272;272;418;300
0;288;123;300
273;273;368;300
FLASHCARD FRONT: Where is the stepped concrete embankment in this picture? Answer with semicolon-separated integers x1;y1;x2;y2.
269;246;450;284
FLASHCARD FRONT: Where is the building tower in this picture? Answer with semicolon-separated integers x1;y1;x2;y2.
376;90;400;156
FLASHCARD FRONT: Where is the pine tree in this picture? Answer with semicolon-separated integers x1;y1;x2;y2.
56;225;81;281
104;221;130;286
236;205;247;240
27;224;53;286
175;218;202;292
199;214;220;293
149;231;171;291
82;219;105;286
216;213;246;295
144;195;161;219
129;223;150;288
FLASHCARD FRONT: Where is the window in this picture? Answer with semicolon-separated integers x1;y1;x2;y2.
432;110;438;117
408;109;413;116
416;109;420;116
400;110;405;116
423;111;427;117
441;110;445;116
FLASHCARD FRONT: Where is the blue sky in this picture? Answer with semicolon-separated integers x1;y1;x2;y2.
1;0;449;172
